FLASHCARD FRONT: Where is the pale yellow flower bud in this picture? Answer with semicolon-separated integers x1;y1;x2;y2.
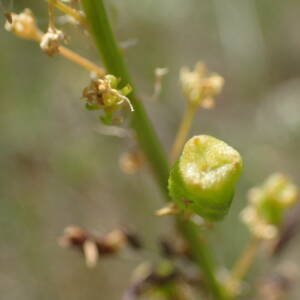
180;62;224;108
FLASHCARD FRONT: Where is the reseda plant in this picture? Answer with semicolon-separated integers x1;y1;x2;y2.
4;1;299;300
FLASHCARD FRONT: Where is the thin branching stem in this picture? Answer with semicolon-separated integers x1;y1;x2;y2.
170;102;198;163
45;0;87;26
29;30;105;76
225;236;261;297
47;2;56;31
57;46;105;76
81;1;228;299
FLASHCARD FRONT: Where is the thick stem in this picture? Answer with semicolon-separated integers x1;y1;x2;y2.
179;219;227;300
170;103;197;163
81;1;226;299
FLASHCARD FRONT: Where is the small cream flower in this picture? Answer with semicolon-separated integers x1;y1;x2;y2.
4;8;41;41
40;28;65;56
180;62;224;108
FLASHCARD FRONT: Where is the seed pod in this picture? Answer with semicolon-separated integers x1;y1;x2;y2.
168;135;243;221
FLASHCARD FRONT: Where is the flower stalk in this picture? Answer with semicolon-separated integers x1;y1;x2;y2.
46;0;87;26
170;62;224;163
5;8;105;76
225;236;261;297
170;102;197;163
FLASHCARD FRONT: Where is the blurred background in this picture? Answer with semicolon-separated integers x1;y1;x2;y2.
1;0;300;299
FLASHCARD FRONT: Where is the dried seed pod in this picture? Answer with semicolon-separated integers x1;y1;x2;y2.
168;135;243;221
58;226;142;267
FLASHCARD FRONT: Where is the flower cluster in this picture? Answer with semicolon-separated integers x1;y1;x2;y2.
241;173;298;240
4;8;41;41
180;62;224;108
82;74;133;124
40;27;65;56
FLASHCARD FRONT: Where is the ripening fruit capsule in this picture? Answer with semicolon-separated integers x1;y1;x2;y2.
168;135;243;221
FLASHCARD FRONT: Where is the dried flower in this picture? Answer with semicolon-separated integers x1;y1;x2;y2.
119;150;144;175
241;173;298;240
40;27;65;56
4;8;42;41
82;74;133;124
180;62;224;108
58;226;142;268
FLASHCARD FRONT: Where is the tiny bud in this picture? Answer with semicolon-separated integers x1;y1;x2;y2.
153;67;169;99
82;75;134;124
168;135;243;221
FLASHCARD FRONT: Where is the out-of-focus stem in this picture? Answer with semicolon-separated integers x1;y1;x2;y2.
46;0;87;26
57;46;105;76
170;103;197;163
26;30;105;76
48;2;56;31
225;236;261;297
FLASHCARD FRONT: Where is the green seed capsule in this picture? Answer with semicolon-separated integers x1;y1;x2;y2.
168;135;243;221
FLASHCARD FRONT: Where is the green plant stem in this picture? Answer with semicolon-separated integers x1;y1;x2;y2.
179;219;227;300
225;236;261;297
81;1;226;299
81;0;169;196
170;102;197;163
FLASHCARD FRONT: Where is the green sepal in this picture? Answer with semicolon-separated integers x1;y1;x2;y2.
85;102;101;111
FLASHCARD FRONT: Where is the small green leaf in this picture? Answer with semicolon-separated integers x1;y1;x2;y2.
85;102;100;111
168;135;243;221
